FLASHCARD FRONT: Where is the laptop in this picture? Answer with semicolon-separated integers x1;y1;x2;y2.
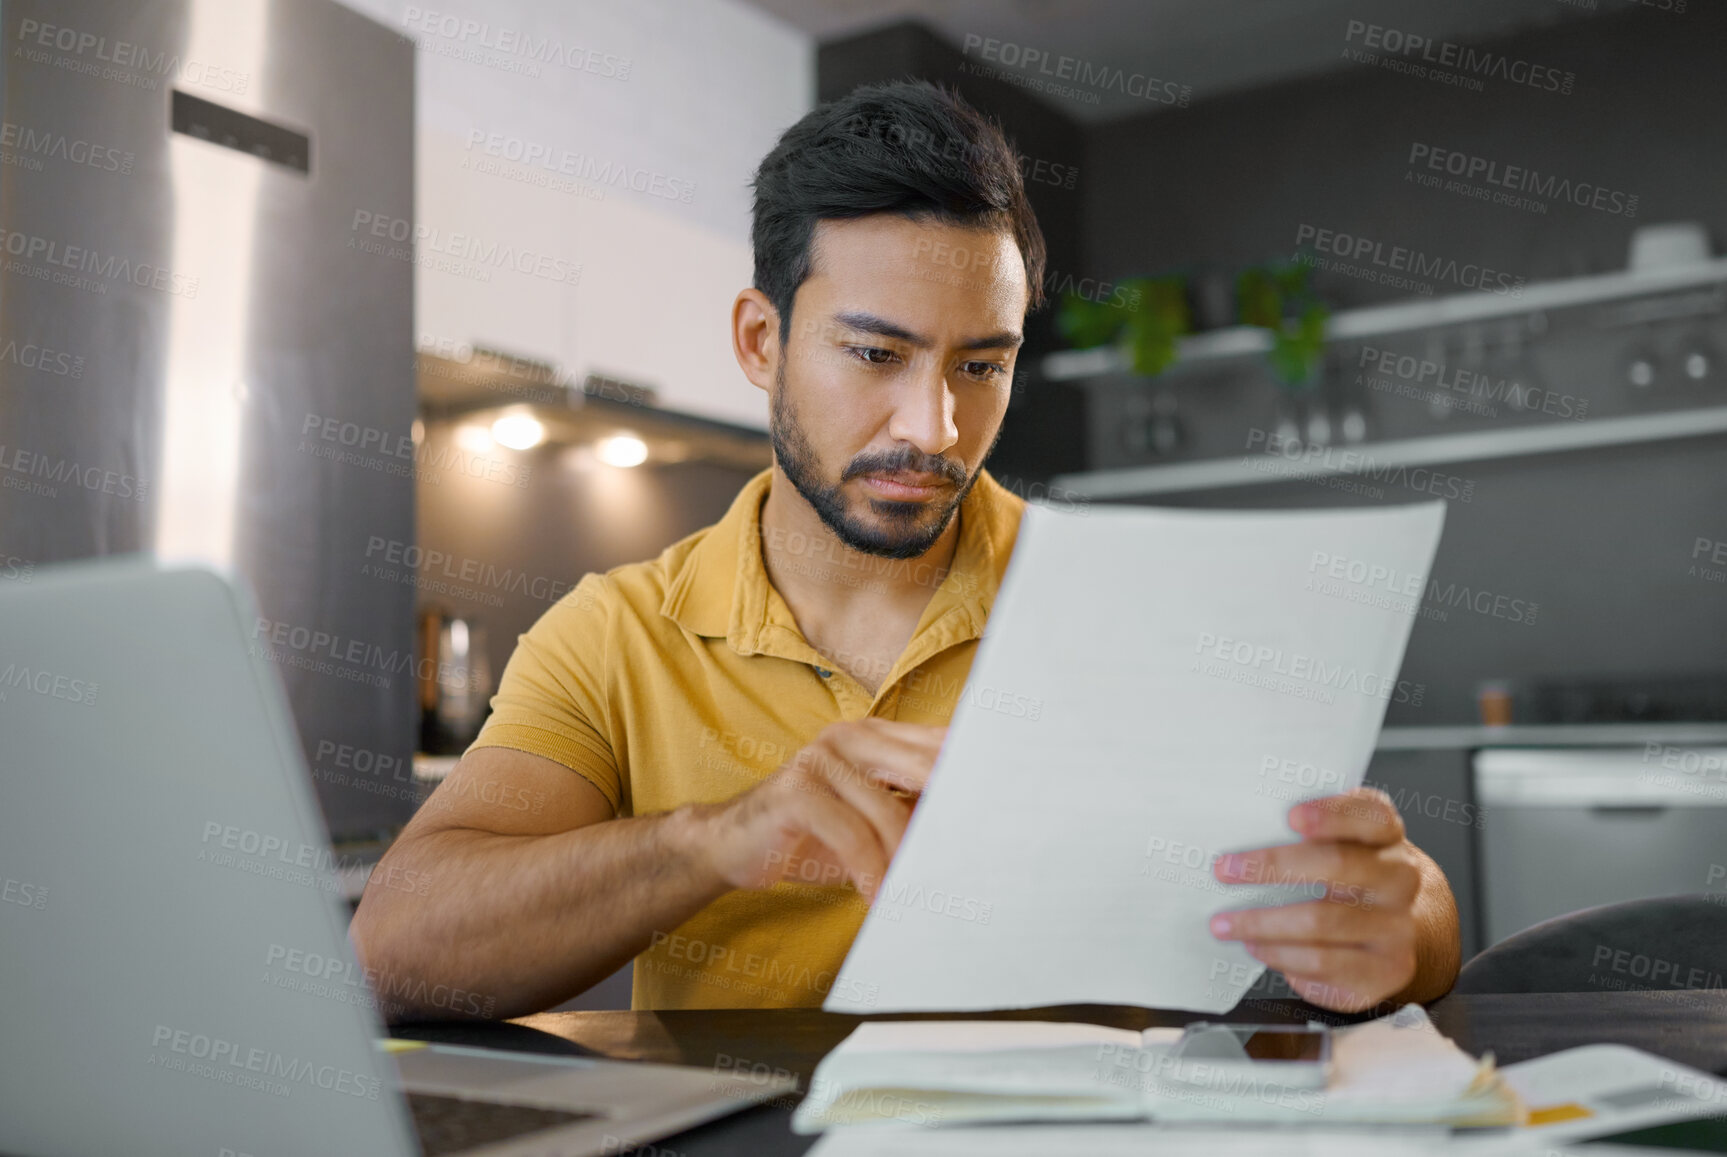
0;557;796;1157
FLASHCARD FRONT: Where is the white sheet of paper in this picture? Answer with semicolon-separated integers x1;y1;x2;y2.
1499;1043;1727;1145
826;501;1446;1014
804;1125;1462;1157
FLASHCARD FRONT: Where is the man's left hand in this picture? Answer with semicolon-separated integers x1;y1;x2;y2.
1208;788;1423;1012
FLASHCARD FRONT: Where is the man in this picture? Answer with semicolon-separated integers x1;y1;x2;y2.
351;81;1460;1018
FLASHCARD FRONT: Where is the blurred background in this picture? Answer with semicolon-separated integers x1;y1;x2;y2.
2;0;1724;1009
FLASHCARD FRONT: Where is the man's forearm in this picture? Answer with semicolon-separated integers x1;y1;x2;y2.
351;806;729;1021
1391;843;1462;1005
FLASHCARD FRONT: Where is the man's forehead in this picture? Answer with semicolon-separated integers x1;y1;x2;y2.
799;217;1027;343
808;215;1020;271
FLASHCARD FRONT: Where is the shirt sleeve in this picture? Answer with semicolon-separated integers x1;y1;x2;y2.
464;574;623;815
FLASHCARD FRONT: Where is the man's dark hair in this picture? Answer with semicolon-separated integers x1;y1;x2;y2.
750;80;1047;345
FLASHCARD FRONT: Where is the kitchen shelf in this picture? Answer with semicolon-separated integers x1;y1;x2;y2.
1051;405;1727;499
1378;724;1727;752
1041;257;1727;383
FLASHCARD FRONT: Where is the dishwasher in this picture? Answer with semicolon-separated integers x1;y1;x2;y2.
1475;746;1727;946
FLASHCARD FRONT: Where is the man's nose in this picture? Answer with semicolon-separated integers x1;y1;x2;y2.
885;371;959;458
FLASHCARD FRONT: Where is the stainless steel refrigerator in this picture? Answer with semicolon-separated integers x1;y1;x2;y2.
0;0;419;839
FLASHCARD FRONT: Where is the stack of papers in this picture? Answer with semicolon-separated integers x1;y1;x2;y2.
796;1008;1727;1156
792;1006;1522;1133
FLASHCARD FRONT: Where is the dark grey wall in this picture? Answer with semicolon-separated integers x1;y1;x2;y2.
1081;5;1727;300
1074;4;1727;726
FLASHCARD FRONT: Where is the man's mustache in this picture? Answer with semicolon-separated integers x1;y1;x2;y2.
842;448;966;486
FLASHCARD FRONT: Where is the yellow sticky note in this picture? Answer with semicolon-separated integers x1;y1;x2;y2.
1527;1103;1593;1126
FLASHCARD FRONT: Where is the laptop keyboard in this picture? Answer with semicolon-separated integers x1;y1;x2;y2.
406;1091;597;1155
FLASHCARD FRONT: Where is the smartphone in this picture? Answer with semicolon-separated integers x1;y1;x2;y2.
1165;1022;1332;1089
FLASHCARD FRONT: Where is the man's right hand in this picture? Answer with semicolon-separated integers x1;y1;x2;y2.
693;718;946;900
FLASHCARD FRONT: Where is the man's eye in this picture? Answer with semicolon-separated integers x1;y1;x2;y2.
847;346;898;366
962;361;1006;379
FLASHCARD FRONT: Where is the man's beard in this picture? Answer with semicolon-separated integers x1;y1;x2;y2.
768;361;992;560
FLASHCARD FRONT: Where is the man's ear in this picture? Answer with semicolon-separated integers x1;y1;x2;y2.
732;288;780;394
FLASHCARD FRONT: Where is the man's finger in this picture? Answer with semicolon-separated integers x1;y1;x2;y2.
1288;788;1405;846
778;790;892;899
1244;939;1415;1013
1210;899;1383;945
1275;971;1388;1014
817;721;945;795
1215;842;1419;910
812;757;917;859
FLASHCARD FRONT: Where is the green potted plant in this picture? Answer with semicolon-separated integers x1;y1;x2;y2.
1055;275;1190;377
1236;258;1329;389
1057;276;1191;455
1236;258;1332;444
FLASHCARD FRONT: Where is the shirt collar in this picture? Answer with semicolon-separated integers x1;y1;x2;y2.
661;467;1023;659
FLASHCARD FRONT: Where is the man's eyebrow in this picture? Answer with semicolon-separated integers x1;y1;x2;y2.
830;310;1023;352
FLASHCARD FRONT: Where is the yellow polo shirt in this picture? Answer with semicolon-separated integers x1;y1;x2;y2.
466;467;1024;1009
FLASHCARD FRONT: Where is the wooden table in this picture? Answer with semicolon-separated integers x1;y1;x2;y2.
393;990;1727;1156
